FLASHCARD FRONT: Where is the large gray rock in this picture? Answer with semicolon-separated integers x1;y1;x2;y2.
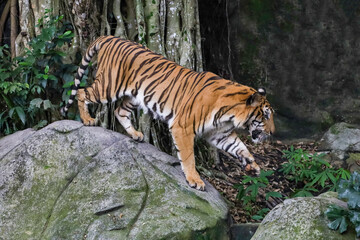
251;192;356;240
319;122;360;153
318;122;360;170
0;120;228;240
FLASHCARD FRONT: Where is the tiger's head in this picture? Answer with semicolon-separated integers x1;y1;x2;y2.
244;88;275;143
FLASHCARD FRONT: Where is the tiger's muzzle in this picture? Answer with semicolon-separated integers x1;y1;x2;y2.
251;129;270;143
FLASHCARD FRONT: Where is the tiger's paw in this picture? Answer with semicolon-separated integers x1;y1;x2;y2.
186;175;206;191
130;131;144;142
83;117;96;126
245;161;260;175
236;150;255;167
236;151;260;175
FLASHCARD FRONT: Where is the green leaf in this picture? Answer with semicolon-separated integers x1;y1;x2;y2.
265;191;283;200
339;169;351;180
33;120;48;130
9;108;15;118
43;100;52;110
19;61;32;66
44;65;49;74
234;184;245;201
251;215;264;221
325;205;349;221
242;176;253;184
327;217;347;233
308;172;324;187
14;107;26;125
63;30;72;37
355;224;360;237
320;172;328;188
327;171;338;185
48;75;57;81
293;189;314;197
30;98;43;109
62;81;74;88
260;170;274;178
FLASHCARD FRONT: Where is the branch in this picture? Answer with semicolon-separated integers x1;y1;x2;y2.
0;0;10;45
135;0;146;45
113;0;127;38
10;0;17;58
100;0;111;36
125;0;137;40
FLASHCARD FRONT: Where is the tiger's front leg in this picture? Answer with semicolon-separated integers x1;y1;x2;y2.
114;96;144;141
171;127;205;191
208;131;260;174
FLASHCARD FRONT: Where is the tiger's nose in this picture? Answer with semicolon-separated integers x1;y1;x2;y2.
252;130;262;139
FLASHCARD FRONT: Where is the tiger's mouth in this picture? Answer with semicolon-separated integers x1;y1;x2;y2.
251;129;269;143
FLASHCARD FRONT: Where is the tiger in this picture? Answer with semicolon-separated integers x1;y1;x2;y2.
61;36;275;191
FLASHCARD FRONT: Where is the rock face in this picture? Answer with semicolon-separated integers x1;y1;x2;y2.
318;122;360;171
199;0;360;138
0;120;228;240
251;192;356;240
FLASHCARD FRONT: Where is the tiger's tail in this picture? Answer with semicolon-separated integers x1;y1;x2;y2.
60;39;103;117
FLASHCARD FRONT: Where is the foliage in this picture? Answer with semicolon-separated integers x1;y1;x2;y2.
292;185;318;198
234;170;282;205
233;170;282;220
280;146;350;196
325;171;360;237
251;207;270;221
0;10;76;135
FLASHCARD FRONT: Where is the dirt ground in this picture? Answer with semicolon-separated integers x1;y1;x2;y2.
200;137;318;223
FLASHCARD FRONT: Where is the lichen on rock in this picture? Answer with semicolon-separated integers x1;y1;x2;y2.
251;192;356;240
0;120;228;240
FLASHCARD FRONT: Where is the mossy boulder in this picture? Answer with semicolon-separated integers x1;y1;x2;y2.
0;120;228;240
251;192;356;240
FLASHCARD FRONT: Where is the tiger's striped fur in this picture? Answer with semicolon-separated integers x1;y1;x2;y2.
61;36;275;190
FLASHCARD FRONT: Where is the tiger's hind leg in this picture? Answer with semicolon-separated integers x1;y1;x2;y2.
114;96;144;141
77;88;96;126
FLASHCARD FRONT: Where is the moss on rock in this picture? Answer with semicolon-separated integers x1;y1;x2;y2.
251;193;356;240
0;120;228;240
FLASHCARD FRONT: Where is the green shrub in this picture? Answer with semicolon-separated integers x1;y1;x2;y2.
280;146;350;196
0;9;76;135
326;171;360;237
234;170;282;205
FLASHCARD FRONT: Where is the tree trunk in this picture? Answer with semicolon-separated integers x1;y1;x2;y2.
9;0;206;158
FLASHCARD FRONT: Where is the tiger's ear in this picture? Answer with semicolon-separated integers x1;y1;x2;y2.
247;90;265;107
257;87;266;96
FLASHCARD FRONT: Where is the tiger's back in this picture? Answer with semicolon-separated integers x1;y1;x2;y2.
83;37;223;126
62;36;275;191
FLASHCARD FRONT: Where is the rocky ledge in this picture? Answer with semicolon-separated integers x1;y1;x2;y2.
0;120;228;240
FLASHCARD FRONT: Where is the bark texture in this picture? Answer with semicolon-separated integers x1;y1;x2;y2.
8;0;203;155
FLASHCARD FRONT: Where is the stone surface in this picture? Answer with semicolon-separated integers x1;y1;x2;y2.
199;0;360;139
0;120;228;240
318;122;360;171
230;223;259;240
251;192;356;240
319;122;360;153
